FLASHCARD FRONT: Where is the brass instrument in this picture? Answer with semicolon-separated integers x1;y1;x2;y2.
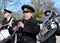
37;10;57;42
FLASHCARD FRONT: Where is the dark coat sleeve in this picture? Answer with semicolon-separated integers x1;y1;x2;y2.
2;18;8;29
23;19;40;34
55;27;60;35
55;22;60;35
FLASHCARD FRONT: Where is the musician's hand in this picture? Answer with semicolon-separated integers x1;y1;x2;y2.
8;22;13;27
18;22;24;28
12;26;18;31
0;24;3;29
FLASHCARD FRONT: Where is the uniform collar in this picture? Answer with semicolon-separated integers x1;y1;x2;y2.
7;17;11;21
23;17;32;21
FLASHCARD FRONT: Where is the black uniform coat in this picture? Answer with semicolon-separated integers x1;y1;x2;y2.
17;17;40;43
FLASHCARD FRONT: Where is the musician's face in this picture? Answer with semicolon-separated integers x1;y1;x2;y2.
4;12;10;18
23;12;32;20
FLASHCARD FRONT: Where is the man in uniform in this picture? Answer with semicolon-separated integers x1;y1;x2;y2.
13;5;40;43
40;10;60;43
0;9;15;43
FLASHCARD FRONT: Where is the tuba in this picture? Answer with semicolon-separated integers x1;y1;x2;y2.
37;10;57;42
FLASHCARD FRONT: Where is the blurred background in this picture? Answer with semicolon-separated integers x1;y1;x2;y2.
0;0;60;23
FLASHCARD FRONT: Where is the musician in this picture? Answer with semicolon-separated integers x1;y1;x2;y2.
13;5;40;43
40;10;60;43
0;9;15;43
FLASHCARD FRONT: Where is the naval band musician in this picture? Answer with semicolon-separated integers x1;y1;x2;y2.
0;9;16;43
13;5;40;43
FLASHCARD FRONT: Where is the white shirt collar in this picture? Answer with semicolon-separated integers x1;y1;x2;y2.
7;17;11;21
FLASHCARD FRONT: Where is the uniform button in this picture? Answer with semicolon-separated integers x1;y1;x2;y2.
24;39;26;41
18;39;20;41
19;34;21;36
24;33;26;35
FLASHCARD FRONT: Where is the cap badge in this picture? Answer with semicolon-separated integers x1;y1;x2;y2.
24;8;27;11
